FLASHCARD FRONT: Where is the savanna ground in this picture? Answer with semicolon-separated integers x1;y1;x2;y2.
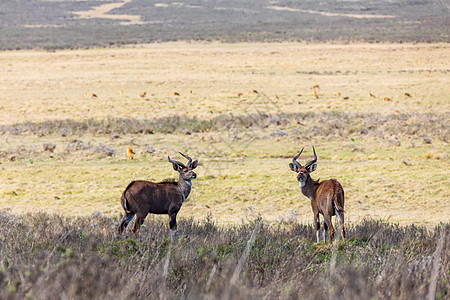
0;43;449;298
0;43;448;224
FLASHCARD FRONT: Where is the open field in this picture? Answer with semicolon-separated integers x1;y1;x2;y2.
1;43;449;124
0;43;449;227
1;2;449;297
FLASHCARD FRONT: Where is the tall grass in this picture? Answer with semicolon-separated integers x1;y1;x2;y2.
0;212;448;299
1;112;448;141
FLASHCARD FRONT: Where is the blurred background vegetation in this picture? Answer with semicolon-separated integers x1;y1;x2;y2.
0;0;448;50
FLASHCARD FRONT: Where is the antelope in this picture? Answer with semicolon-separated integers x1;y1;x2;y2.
138;92;146;98
289;147;346;243
127;146;135;160
174;92;180;96
383;97;392;101
368;92;376;98
117;152;198;240
311;84;319;99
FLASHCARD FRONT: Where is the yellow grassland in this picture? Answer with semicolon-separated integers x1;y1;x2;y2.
0;42;448;226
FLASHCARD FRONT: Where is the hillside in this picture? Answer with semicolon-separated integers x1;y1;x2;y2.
0;0;448;50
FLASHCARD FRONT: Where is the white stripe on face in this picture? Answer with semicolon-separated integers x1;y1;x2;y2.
316;230;321;242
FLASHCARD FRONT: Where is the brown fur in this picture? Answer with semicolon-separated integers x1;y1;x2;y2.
117;153;198;238
290;148;346;243
301;174;346;242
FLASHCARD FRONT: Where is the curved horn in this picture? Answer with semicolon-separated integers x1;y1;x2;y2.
168;156;186;168
178;151;193;167
292;147;304;168
305;146;317;168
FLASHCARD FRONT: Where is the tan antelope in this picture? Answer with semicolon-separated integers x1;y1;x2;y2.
311;84;319;99
289;147;346;243
127;146;135;160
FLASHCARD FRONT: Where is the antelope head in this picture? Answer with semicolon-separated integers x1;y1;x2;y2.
168;152;198;186
289;146;317;188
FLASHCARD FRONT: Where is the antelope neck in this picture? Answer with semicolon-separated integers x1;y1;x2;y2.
299;177;316;200
177;174;192;198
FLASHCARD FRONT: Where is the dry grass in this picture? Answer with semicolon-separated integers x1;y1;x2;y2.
0;213;448;299
0;43;448;124
0;132;448;226
0;42;449;226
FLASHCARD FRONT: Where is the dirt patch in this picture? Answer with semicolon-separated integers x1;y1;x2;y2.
267;6;396;19
73;0;144;25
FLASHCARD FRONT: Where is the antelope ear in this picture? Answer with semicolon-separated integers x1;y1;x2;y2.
172;163;181;171
289;163;299;172
308;163;317;173
191;160;198;169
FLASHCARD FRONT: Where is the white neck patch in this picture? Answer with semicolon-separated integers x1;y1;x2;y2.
185;180;192;187
298;181;306;189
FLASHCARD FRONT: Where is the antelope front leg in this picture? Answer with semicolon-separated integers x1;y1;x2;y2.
169;213;178;241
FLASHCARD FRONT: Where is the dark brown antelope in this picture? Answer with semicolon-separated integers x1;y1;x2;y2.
289;146;346;243
117;152;198;240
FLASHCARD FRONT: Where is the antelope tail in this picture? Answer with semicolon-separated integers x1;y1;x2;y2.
122;181;135;212
332;179;345;213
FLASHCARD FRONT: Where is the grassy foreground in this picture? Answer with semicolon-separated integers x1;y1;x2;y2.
0;212;448;299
